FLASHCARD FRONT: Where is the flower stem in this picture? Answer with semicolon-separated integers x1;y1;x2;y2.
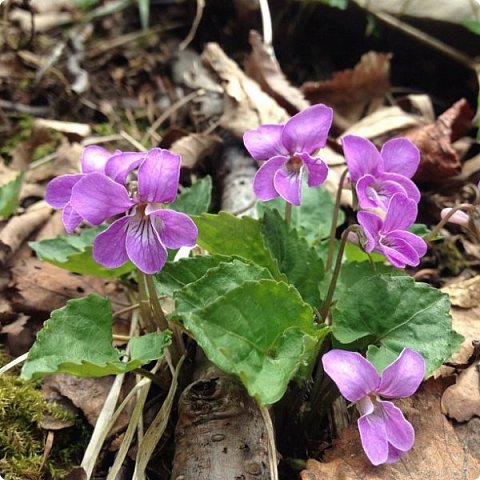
326;168;348;272
425;203;474;242
319;224;359;323
137;271;155;331
285;201;292;225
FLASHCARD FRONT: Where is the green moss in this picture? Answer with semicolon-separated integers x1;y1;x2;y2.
0;372;90;480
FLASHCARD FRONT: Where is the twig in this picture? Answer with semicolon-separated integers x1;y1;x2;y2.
259;406;279;480
179;0;205;50
0;352;28;376
258;0;275;58
120;130;147;152
0;99;49;115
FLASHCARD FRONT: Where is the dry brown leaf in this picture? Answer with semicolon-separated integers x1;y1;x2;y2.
302;51;392;128
245;30;309;115
170;133;221;170
408;98;474;182
441;365;480;422
34;118;91;137
201;42;288;138
301;379;480;480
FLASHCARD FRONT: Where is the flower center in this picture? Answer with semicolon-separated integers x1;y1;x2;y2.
286;156;303;174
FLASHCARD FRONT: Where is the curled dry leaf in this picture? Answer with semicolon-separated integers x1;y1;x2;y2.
201;42;288;138
245;30;309;115
300;379;480;480
441;365;480;422
302;51;392;128
170;133;221;170
408;98;474;182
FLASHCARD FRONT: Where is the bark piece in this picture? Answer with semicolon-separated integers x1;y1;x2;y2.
171;364;269;480
201;42;288;138
245;30;309;114
300;379;480;480
441;365;480;422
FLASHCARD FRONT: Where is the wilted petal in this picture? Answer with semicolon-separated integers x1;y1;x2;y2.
151;209;198;249
381;172;421;204
377;400;415;453
274;167;302;206
322;350;380;402
45;174;82;208
441;208;470;226
243;124;287;161
125;214;168;274
298;152;328;187
62;204;82;233
81;145;111;174
358;410;389;465
105;151;145;183
357;211;383;252
378;348;425;398
381;138;420;178
253;156;288;201
380;237;420;268
342;135;383;181
356;175;406;210
138;148;180;204
382;193;417;232
282;104;332;154
71;173;134;225
93;216;130;268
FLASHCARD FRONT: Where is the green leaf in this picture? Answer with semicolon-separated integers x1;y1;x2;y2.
173;258;273;318
462;19;480;35
138;0;150;30
408;223;432;238
29;226;134;278
154;255;229;296
171;176;212;215
0;172;24;218
21;294;171;380
257;185;344;243
193;212;284;279
332;274;463;376
344;242;386;263
261;209;324;307
178;279;328;405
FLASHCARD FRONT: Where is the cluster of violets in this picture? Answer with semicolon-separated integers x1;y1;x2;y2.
45;146;198;274
44;104;428;466
244;104;427;268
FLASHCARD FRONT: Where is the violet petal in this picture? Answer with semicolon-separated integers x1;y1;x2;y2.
356;175;407;210
357;409;389;465
380;172;421;204
342;135;383;182
81;145;112;174
322;350;380;402
273;167;302;206
45;174;83;208
386;230;427;260
150;209;198;249
382;193;417;232
377;399;415;452
282;104;333;154
93;216;130;269
125;214;168;274
62;204;83;234
441;208;470;226
378;348;425;398
380;237;420;268
243;124;288;161
381;138;420;178
105;151;145;184
138;148;181;204
357;211;383;252
253;156;288;201
386;444;408;464
297;152;328;187
71;173;134;225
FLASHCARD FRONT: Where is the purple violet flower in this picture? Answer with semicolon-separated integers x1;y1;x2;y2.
342;135;421;210
243;104;333;206
357;193;427;268
69;148;198;274
45;146;145;233
322;348;425;465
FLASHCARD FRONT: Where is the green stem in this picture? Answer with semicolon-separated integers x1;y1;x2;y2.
285;201;292;225
145;274;169;331
425;203;474;242
319;224;359;323
137;271;155;331
326;168;349;272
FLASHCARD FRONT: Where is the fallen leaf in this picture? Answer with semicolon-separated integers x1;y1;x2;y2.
170;133;221;170
245;30;309;114
34;118;91;137
408;99;474;182
201;42;288;138
441;364;480;422
302;51;392;128
301;379;480;480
